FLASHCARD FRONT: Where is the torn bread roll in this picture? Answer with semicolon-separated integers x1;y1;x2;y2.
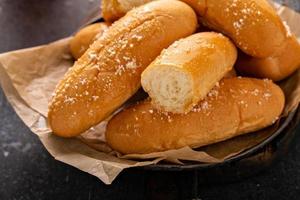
102;0;152;22
236;35;300;81
101;0;288;58
48;0;197;137
106;78;285;154
141;32;237;113
70;23;110;59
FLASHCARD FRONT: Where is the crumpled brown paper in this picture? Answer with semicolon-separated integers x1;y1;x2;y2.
0;2;299;184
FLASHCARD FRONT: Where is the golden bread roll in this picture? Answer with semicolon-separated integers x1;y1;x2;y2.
102;0;152;22
101;0;288;58
48;0;197;137
106;78;285;154
184;0;288;58
70;23;110;59
141;32;237;113
236;35;300;81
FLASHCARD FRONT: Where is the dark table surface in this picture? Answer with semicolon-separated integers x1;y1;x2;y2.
1;0;300;199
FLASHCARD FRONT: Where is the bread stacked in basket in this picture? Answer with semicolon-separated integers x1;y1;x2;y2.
48;0;300;155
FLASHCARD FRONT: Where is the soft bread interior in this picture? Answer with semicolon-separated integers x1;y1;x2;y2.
142;65;193;113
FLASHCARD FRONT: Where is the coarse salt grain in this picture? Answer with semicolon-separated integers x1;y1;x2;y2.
92;96;99;101
263;93;272;98
115;65;125;75
201;101;209;110
133;35;143;41
64;97;76;104
88;51;97;60
80;78;87;85
251;89;259;96
126;60;138;69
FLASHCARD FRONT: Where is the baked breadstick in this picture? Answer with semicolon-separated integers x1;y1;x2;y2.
106;78;285;154
48;0;197;137
101;0;288;58
141;32;237;113
70;23;110;59
186;0;288;58
236;35;300;81
102;0;152;22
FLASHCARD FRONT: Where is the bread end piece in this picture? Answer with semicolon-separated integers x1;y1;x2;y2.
142;66;194;113
142;32;237;113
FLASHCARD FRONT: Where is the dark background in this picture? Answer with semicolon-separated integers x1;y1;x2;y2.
0;0;300;199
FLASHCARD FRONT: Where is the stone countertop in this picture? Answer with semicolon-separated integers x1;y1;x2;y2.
1;0;300;199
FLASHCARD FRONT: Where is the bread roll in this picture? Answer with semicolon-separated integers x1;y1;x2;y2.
48;0;197;137
141;32;237;113
236;35;300;81
102;0;152;22
101;0;288;58
106;78;285;154
187;0;289;58
70;23;110;59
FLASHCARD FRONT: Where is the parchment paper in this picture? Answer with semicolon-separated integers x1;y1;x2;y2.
0;3;299;184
